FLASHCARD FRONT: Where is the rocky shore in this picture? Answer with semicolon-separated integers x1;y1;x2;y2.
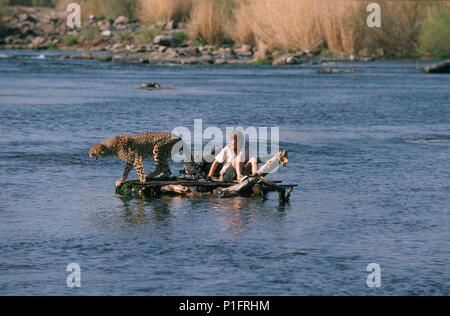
0;6;357;65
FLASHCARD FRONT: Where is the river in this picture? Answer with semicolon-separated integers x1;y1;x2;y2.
0;51;449;295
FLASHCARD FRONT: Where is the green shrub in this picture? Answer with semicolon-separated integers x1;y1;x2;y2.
320;48;334;58
108;0;138;19
47;42;58;50
8;0;54;6
135;25;162;44
0;0;7;31
419;10;450;59
80;25;101;43
114;30;134;43
32;0;53;6
193;39;203;47
172;31;188;43
251;59;272;66
65;35;78;46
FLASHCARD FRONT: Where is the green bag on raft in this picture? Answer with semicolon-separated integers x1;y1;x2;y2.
116;182;134;196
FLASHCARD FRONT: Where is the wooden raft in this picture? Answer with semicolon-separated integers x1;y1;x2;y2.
116;176;298;204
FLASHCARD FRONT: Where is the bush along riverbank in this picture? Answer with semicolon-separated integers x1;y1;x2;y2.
1;4;450;65
0;6;371;65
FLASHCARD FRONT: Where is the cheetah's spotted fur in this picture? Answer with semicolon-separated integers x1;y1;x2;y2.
89;131;183;186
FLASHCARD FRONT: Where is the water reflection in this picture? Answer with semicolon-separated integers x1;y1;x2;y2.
115;192;287;235
215;197;248;233
212;196;287;234
117;195;172;226
151;196;173;223
119;197;146;225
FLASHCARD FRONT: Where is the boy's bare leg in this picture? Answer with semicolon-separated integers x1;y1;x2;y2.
207;160;220;180
233;157;244;180
242;158;258;180
248;157;258;176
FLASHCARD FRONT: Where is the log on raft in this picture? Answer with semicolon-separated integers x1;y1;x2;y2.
116;178;297;203
213;176;295;204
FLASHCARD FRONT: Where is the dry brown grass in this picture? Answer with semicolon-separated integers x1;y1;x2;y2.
319;1;364;56
230;0;255;45
231;0;367;55
233;0;326;52
188;0;235;45
56;0;138;19
138;0;192;24
55;0;450;58
230;0;450;57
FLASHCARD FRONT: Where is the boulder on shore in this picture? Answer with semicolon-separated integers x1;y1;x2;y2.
114;16;129;26
423;61;450;74
272;52;312;65
101;29;112;37
30;36;46;48
153;35;179;47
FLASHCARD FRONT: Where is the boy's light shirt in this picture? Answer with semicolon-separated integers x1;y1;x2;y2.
215;144;244;175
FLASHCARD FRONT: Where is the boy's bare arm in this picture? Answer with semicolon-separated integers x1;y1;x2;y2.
207;160;220;178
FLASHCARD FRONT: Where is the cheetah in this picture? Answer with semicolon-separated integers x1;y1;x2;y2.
89;131;187;187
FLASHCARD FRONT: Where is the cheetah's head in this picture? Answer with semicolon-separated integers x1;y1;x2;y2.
89;143;110;159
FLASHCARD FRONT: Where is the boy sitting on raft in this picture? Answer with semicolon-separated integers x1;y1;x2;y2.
206;131;258;182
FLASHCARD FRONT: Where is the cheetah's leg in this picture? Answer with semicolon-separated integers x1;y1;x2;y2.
134;155;146;183
156;160;171;178
115;162;133;188
147;145;172;179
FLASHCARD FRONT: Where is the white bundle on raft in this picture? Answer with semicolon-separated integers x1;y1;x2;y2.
257;149;289;176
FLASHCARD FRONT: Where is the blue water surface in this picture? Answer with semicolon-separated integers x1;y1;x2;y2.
0;51;449;295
